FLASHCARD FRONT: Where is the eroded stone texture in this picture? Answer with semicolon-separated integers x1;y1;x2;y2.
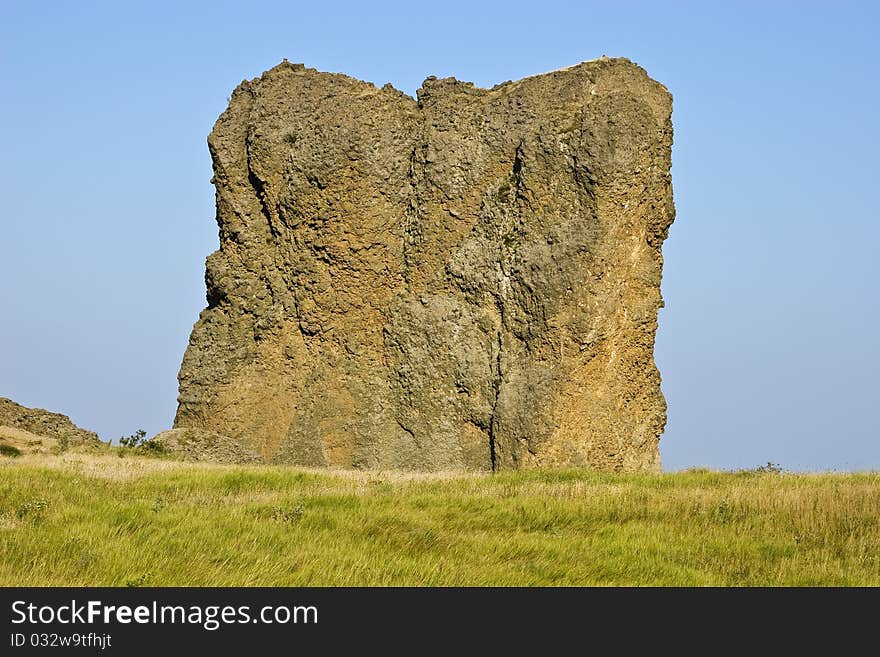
175;58;675;472
152;428;262;464
0;397;101;447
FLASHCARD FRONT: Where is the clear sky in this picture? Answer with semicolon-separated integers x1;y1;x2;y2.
1;1;877;471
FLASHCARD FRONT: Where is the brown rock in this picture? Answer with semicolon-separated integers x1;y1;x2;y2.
151;428;262;464
175;58;675;472
0;397;101;448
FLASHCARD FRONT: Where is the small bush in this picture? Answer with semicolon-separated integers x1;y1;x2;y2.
16;498;49;520
755;462;784;474
119;430;147;448
119;430;167;455
0;444;22;457
271;504;305;524
736;461;785;477
125;572;152;587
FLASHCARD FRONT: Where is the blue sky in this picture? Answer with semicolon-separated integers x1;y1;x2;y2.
1;1;877;470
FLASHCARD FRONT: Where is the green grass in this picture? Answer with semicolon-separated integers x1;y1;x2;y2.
0;453;878;586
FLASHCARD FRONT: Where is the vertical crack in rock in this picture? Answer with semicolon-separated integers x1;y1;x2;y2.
487;329;502;471
403;143;423;290
174;58;675;472
245;159;281;239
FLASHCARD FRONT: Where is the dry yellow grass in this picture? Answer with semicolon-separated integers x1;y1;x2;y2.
1;452;877;586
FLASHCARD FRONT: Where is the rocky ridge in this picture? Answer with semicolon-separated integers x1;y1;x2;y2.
0;397;101;449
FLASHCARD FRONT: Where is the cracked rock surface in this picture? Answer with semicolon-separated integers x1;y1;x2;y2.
0;397;101;448
175;58;675;472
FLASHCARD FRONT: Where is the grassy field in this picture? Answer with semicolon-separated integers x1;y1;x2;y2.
0;451;877;586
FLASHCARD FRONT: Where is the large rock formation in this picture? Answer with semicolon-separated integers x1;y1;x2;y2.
0;397;101;448
151;428;262;464
175;57;674;472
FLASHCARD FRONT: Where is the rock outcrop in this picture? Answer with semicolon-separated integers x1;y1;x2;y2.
0;397;101;448
175;57;675;472
152;428;262;464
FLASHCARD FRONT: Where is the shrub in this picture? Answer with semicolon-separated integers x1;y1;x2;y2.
125;573;152;587
271;503;305;524
755;462;784;474
119;430;167;455
0;444;22;457
16;498;49;520
119;430;147;448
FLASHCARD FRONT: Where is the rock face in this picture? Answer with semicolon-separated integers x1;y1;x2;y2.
175;58;675;472
0;397;101;448
152;428;262;464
